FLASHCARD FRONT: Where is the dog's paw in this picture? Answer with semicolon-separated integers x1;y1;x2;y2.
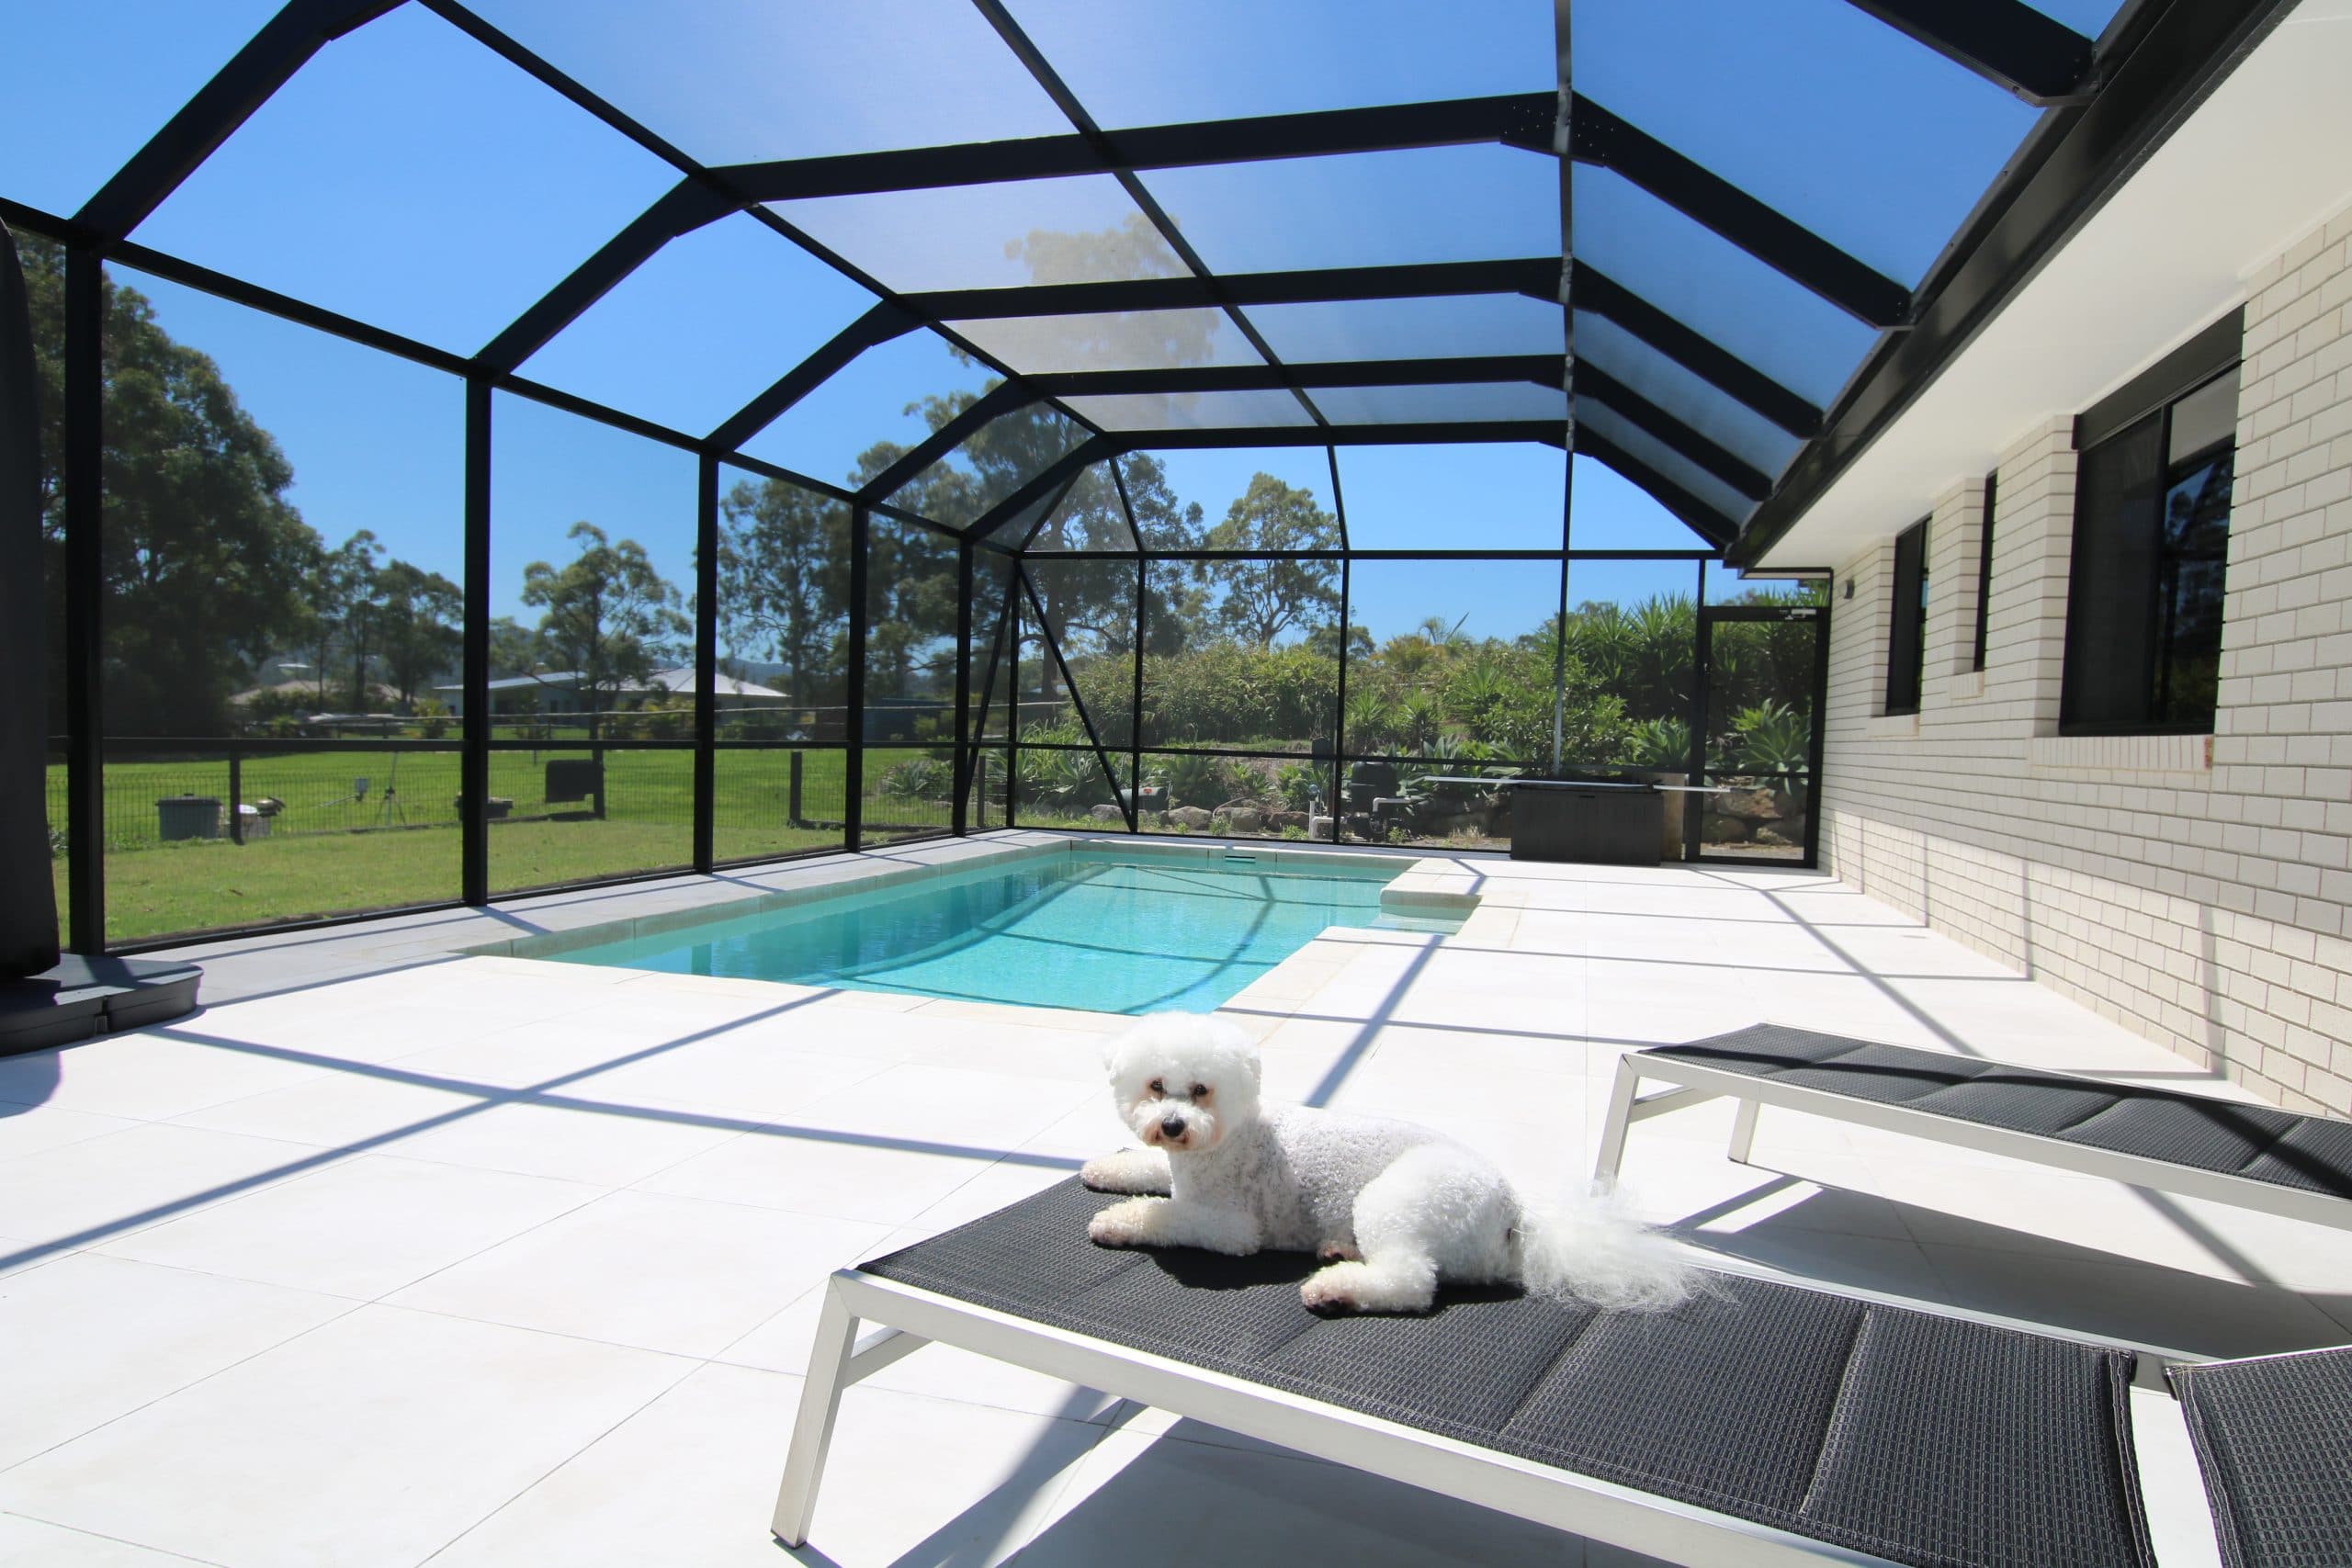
1316;1239;1361;1265
1300;1268;1366;1316
1087;1200;1159;1249
1079;1150;1170;1195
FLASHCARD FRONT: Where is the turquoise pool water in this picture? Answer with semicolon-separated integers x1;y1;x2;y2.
551;852;1424;1013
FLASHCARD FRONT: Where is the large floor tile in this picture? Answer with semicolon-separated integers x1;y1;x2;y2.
0;1105;145;1164
167;1068;492;1150
389;1189;887;1356
93;1154;604;1299
572;1034;890;1120
383;1094;751;1186
639;1121;1005;1226
0;1254;350;1471
0;1032;324;1122
0;1122;339;1257
0;1512;222;1565
0;1304;691;1568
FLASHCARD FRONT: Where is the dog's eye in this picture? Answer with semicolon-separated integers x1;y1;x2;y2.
1148;1078;1163;1095
1190;1083;1209;1100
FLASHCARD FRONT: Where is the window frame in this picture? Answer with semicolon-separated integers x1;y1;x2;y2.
2060;313;2242;739
1972;468;1996;673
1884;516;1928;717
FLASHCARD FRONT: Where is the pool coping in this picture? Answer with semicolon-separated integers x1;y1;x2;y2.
460;836;1479;965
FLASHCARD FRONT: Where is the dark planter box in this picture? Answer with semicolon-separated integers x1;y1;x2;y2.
1510;784;1659;866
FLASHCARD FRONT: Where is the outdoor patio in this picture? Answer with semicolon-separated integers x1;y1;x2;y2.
2;833;2344;1566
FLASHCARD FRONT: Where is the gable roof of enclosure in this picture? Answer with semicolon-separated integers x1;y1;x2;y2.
2;0;2295;559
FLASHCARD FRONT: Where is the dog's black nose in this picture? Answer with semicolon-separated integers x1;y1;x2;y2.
1159;1114;1186;1138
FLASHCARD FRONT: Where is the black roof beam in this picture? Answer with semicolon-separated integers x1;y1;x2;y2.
477;179;739;371
1575;366;1773;500
854;382;1033;505
707;302;916;451
1575;431;1739;549
967;437;1114;541
1571;96;1911;329
722;92;1554;203
1734;0;2297;565
1115;421;1566;451
1033;355;1564;398
1839;0;2097;107
77;0;404;240
1575;267;1822;437
905;257;1559;322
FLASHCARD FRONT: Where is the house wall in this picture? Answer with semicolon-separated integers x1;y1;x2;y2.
1817;197;2352;1115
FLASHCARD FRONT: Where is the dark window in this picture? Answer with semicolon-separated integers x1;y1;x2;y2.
2062;367;2236;734
1972;468;1996;672
1885;517;1928;716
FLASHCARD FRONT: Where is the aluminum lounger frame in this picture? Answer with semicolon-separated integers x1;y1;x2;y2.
775;1266;1926;1568
1593;1050;2352;1235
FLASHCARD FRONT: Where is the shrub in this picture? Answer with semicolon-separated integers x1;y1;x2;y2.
1734;698;1811;776
1273;761;1323;812
1624;716;1692;771
1153;751;1255;809
878;757;951;800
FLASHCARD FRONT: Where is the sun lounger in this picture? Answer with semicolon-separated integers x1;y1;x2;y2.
769;1177;2349;1566
1595;1024;2352;1232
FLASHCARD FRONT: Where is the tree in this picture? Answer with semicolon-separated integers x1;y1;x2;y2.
520;521;687;735
373;559;461;707
717;478;847;705
314;529;386;710
1198;474;1341;649
25;235;319;735
486;616;536;680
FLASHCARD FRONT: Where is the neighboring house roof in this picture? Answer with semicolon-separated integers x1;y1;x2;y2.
434;667;786;699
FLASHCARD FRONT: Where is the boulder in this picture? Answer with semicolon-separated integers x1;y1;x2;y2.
1270;811;1308;830
1716;787;1782;821
1167;806;1215;830
1225;807;1265;834
1753;825;1795;847
1702;814;1752;844
1088;803;1125;822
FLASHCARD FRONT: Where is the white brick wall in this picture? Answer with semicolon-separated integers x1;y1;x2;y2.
1818;197;2352;1116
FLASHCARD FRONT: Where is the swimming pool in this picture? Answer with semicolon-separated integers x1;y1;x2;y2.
548;848;1442;1013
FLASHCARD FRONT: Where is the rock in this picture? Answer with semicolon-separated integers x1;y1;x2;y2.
1716;787;1782;822
1167;806;1215;830
1702;814;1752;843
1753;825;1794;847
1270;811;1308;830
1225;807;1265;833
1216;797;1260;815
1088;803;1125;822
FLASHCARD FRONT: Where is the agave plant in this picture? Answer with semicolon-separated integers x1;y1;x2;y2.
877;757;951;800
1734;698;1812;776
1623;716;1692;772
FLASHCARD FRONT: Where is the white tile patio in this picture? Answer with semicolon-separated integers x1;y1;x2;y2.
1;832;2345;1566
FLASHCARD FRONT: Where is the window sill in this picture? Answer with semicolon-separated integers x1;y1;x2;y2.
2029;733;2211;773
1868;713;1920;740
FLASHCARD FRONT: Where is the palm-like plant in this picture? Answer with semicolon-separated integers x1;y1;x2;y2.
1733;699;1811;776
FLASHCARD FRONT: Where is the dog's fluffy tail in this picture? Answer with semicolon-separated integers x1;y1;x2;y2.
1512;1190;1696;1312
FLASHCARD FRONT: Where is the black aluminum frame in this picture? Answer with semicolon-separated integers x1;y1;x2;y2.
28;0;2274;946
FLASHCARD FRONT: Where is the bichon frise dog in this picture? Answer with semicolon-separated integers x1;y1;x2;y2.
1080;1013;1693;1316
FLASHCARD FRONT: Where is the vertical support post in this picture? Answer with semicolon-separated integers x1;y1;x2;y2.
460;378;491;906
1129;554;1145;834
1553;0;1576;782
770;1281;861;1548
1804;601;1830;869
844;504;868;852
693;453;718;874
952;538;973;836
1330;556;1350;842
228;747;243;844
62;247;106;953
1686;593;1710;863
1005;584;1021;829
788;750;805;829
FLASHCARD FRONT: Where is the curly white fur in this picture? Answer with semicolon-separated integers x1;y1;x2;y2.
1078;1013;1694;1315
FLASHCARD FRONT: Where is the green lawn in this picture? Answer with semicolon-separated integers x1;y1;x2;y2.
50;746;956;945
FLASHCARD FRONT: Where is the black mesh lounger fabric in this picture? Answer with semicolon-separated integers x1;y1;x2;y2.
2169;1348;2352;1568
1645;1025;2352;1203
861;1179;2154;1568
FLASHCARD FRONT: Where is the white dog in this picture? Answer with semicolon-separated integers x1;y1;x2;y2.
1079;1014;1693;1316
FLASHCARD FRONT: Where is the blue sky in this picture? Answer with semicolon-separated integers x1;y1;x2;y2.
7;1;2108;636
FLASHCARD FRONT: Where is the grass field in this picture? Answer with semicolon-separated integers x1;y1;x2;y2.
49;746;956;945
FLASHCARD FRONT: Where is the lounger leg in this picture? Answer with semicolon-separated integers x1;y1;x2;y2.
1593;1057;1641;1183
1727;1099;1759;1165
772;1280;859;1548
